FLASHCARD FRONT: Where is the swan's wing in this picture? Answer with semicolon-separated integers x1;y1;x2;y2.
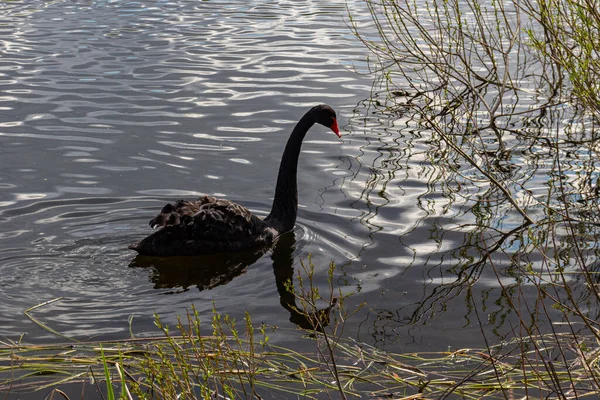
189;197;270;240
131;196;275;256
148;198;206;229
149;196;266;238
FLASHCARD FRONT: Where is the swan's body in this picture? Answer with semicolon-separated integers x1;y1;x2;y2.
129;104;340;257
129;196;277;257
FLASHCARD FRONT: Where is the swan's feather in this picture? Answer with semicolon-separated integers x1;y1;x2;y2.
129;196;276;256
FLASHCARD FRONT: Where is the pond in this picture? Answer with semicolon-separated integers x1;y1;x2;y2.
1;0;599;398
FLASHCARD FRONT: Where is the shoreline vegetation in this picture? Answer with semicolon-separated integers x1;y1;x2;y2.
2;0;600;398
3;257;600;399
2;302;599;399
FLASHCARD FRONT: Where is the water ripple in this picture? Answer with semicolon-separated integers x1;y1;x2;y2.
0;0;372;345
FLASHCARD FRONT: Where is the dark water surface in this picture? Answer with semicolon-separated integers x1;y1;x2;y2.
0;0;580;388
0;0;381;347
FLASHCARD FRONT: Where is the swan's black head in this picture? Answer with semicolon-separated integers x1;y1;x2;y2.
311;104;340;138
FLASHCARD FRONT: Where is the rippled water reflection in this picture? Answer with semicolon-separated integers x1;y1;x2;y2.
0;0;375;348
1;0;588;388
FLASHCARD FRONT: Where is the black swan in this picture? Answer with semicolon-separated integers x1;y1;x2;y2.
129;104;340;257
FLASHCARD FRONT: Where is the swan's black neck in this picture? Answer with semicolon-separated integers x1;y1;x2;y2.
264;110;315;233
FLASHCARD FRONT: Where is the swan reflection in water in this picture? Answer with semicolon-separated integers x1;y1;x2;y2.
129;232;337;331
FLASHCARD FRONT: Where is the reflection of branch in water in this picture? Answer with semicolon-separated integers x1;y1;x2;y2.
344;96;417;259
357;220;533;346
129;232;337;331
349;78;600;343
408;221;531;325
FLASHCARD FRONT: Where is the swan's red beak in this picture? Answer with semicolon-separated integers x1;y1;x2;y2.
330;118;341;138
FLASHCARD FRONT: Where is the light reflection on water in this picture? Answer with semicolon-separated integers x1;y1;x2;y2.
1;1;595;387
0;0;375;350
